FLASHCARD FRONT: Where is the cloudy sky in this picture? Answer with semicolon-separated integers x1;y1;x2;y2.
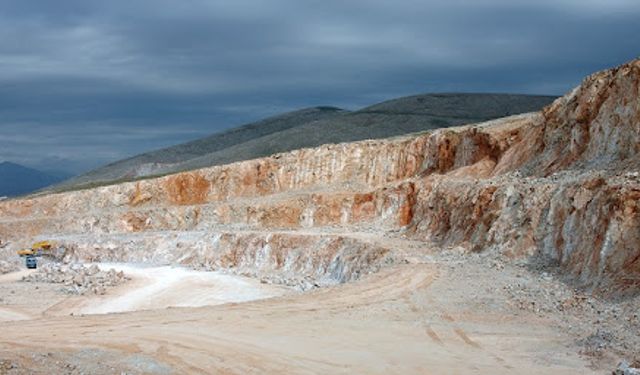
1;0;639;174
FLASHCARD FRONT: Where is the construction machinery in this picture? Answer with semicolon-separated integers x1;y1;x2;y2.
17;241;54;269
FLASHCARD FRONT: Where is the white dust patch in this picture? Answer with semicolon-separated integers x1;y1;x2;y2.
76;263;291;315
0;307;31;321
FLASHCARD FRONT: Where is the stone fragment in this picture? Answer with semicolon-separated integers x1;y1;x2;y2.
613;360;640;375
21;262;128;295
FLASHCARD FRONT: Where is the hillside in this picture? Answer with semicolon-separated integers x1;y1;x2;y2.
0;162;69;197
0;59;639;373
51;93;555;192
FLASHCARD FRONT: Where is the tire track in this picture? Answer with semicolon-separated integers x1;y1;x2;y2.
400;271;514;371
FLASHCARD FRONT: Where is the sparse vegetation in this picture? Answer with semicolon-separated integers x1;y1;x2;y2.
46;93;555;194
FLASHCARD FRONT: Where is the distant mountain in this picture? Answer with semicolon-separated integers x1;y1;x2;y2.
0;162;70;197
48;93;556;193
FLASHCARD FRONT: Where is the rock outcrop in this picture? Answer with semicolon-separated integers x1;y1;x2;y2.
0;59;638;296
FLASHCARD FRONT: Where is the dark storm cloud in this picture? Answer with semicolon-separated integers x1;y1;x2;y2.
1;0;639;173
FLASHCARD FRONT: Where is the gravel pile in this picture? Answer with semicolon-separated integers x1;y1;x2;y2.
501;260;640;364
22;263;129;295
502;273;595;315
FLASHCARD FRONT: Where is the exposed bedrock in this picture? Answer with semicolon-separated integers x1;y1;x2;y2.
409;173;639;297
49;232;396;290
0;59;639;296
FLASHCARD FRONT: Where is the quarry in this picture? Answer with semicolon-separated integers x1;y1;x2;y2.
0;59;639;374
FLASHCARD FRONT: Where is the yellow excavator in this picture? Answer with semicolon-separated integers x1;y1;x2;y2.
17;241;54;269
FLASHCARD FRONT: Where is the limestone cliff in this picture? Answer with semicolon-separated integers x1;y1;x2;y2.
1;59;638;296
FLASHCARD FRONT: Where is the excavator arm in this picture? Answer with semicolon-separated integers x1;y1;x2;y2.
17;248;36;257
17;241;55;257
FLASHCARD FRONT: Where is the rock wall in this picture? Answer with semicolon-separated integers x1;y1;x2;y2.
50;232;395;290
408;173;639;297
1;59;639;296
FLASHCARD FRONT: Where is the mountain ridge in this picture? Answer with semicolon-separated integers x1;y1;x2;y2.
50;93;556;193
0;161;69;197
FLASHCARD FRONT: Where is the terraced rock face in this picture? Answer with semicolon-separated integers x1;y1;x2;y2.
1;59;639;296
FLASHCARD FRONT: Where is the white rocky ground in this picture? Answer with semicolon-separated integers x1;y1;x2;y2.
70;263;293;314
0;248;637;374
2;262;293;319
0;260;17;275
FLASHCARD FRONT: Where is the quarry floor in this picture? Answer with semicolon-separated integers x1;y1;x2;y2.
0;249;637;374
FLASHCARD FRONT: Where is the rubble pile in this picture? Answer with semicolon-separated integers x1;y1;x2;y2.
504;270;639;323
22;263;129;295
503;276;595;315
502;261;640;362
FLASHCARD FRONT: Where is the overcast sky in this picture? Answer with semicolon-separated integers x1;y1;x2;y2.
1;0;639;174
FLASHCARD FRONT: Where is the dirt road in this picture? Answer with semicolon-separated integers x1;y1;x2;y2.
0;261;601;374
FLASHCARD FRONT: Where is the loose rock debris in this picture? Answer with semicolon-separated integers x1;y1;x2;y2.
614;360;640;375
22;263;129;295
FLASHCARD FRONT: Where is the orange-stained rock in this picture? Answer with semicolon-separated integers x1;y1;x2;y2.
352;193;376;222
129;183;153;207
164;172;211;205
309;194;345;226
122;212;150;232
